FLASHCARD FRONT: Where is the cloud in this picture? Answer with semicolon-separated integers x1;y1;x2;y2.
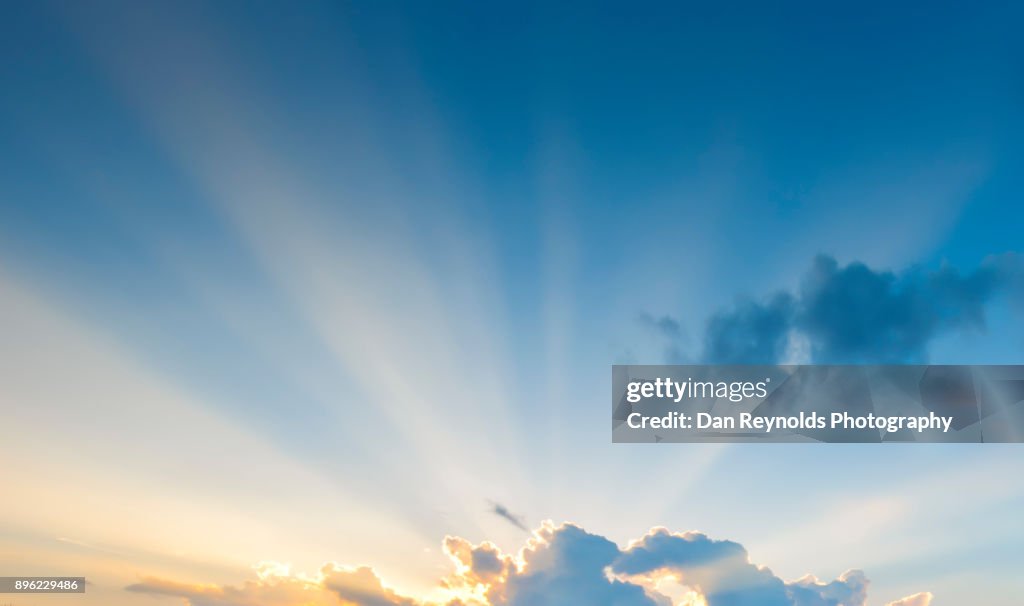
125;522;930;606
496;523;660;606
784;571;868;606
323;565;421;606
490;502;529;532
639;313;685;340
443;536;514;587
702;253;1024;364
638;312;691;363
126;571;330;606
614;528;877;606
127;562;423;606
614;528;790;605
703;293;795;365
884;592;933;606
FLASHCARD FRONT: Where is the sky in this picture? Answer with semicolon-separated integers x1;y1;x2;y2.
1;1;1023;605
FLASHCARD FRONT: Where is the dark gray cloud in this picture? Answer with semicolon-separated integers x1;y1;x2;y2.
703;293;795;364
702;253;1023;364
490;501;528;531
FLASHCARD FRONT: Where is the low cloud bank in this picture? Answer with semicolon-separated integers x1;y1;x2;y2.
127;522;931;606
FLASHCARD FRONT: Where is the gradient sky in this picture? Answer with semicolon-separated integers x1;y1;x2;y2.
2;1;1023;605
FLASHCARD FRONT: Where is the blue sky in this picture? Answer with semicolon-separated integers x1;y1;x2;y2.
1;2;1023;605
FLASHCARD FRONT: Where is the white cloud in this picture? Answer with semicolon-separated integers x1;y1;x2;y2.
885;593;932;606
125;522;931;606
